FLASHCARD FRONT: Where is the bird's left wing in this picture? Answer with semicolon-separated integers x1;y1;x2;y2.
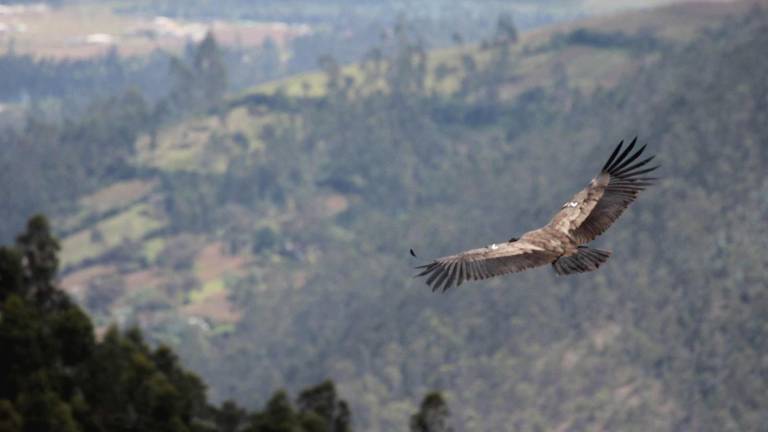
548;138;658;243
414;240;557;292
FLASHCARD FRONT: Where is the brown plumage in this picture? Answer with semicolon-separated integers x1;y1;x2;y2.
415;137;658;292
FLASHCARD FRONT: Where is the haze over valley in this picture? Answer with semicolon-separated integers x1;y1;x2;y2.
1;1;766;431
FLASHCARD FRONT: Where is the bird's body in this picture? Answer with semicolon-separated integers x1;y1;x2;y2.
415;138;658;291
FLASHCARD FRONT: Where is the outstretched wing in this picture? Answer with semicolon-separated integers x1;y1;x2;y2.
414;240;557;292
549;137;658;243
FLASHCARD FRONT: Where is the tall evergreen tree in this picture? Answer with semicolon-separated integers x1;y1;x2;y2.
194;31;229;105
15;215;59;308
169;31;228;114
296;381;351;432
247;390;300;432
410;392;452;432
213;400;248;432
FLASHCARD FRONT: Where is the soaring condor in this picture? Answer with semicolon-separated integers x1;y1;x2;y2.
415;138;658;292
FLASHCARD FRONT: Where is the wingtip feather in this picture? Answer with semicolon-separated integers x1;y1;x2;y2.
608;138;637;172
602;140;624;172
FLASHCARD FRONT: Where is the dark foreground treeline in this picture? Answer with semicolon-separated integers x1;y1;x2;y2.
0;215;450;432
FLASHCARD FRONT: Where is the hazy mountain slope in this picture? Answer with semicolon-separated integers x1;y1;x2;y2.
198;10;767;430
51;2;767;431
57;0;742;333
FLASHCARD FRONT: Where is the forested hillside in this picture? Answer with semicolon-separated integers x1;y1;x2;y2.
1;1;766;431
181;6;767;430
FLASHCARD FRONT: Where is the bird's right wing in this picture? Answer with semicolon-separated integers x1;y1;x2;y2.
414;240;557;292
548;138;658;243
569;138;659;243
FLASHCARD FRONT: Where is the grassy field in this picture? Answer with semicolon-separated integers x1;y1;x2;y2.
0;2;307;59
61;202;166;267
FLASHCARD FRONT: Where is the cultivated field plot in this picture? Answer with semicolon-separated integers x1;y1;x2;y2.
0;3;310;59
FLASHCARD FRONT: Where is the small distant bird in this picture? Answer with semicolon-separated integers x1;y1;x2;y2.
410;248;417;257
415;138;658;292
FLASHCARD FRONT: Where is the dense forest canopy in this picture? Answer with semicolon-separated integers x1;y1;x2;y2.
0;1;766;431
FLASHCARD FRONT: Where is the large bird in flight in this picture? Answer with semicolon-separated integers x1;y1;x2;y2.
415;138;658;292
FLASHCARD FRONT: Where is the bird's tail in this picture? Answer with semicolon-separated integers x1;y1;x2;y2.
552;247;611;276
